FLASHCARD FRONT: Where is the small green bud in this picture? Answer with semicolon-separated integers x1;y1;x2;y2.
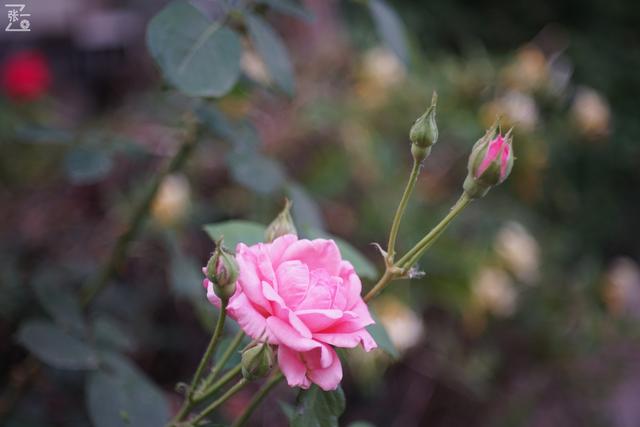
206;241;239;301
265;199;297;243
409;92;438;162
241;343;273;381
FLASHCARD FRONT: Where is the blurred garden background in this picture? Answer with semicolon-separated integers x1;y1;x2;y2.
1;0;640;426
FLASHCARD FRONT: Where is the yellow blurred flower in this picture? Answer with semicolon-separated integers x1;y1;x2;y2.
571;86;610;138
151;173;191;227
494;222;540;284
502;45;549;92
354;47;406;108
603;257;640;316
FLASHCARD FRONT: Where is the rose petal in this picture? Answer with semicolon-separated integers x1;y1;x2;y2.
278;345;311;389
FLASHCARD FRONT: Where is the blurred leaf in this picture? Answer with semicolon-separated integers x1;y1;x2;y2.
204;220;267;250
305;229;378;280
366;309;398;359
227;149;286;194
348;422;376;427
0;258;27;320
147;1;242;97
64;146;113;185
287;183;325;231
32;278;84;334
368;0;409;65
167;233;204;299
86;352;170;427
17;320;97;370
246;15;295;95
197;103;237;141
280;400;295;420
292;385;345;427
93;316;136;352
256;0;313;21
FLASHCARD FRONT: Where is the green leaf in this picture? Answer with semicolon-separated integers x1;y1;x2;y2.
227;149;286;194
348;422;376;427
93;316;136;352
292;385;345;427
366;309;398;359
86;352;170;427
304;229;378;280
368;0;409;65
64;146;113;185
287;183;325;231
17;320;97;370
255;0;313;21
204;220;267;250
246;15;295;95
147;1;242;97
32;277;84;333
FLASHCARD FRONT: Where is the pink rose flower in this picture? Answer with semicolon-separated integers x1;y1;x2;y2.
203;234;377;391
475;134;513;182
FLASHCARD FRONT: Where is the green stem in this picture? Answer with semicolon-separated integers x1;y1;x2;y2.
80;119;199;307
364;267;396;303
386;157;422;263
189;379;249;426
231;372;284;427
198;329;244;393
170;300;228;425
396;193;471;271
194;364;242;403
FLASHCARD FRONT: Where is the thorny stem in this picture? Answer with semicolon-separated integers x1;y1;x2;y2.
386;157;422;265
0;119;201;425
231;371;284;427
193;364;242;404
366;193;472;302
171;300;228;425
198;329;245;393
396;193;471;271
188;378;249;426
81;118;200;307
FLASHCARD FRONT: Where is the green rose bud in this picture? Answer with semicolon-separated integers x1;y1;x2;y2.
241;343;274;381
265;199;297;243
409;92;438;162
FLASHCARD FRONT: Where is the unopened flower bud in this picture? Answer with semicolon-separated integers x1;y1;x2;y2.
463;124;514;199
206;241;239;301
265;199;297;242
241;343;273;381
409;92;438;162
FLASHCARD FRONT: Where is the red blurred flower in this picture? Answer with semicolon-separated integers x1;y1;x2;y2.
1;50;51;101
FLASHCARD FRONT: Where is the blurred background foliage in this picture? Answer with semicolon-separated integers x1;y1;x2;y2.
1;0;640;426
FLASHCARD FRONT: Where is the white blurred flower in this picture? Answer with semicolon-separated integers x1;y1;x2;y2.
151;173;191;226
603;257;640;317
571;87;610;138
494;221;540;284
471;267;517;318
375;296;424;353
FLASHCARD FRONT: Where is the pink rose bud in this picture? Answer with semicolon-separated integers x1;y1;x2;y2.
463;124;514;199
206;241;239;301
265;199;297;243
